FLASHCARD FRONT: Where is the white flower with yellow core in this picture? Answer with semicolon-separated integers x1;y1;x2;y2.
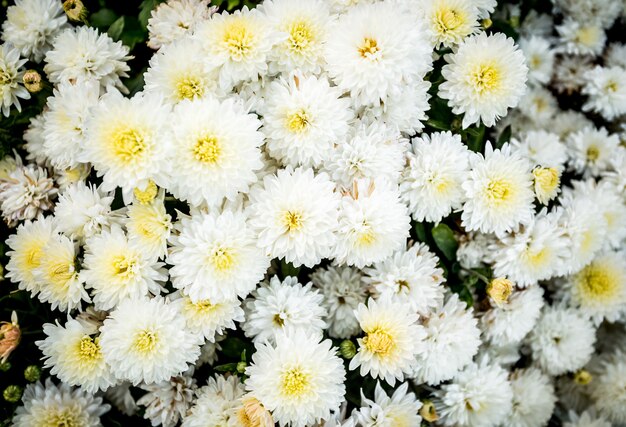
420;0;479;48
126;190;172;260
100;297;202;385
557;18;606;56
182;374;246;427
567;127;620;178
439;32;528;128
0;43;30;117
245;329;346;427
37;318;114;393
533;166;561;204
353;381;423;427
350;298;426;386
168;209;270;303
172;291;244;341
147;0;215;50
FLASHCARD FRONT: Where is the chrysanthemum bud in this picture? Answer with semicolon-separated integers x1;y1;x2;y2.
236;395;274;427
24;365;41;382
22;70;43;93
533;167;560;204
0;362;10;372
63;0;88;23
574;369;592;385
420;400;439;422
481;18;493;29
236;361;247;374
487;277;514;305
134;180;158;204
339;340;356;359
0;311;20;363
3;385;22;403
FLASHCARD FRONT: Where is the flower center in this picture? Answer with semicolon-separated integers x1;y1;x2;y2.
358;37;380;59
576;26;599;47
485;178;511;202
223;20;254;59
434;7;465;33
176;76;205;100
285;109;311;133
287;20;315;53
210;247;235;272
112;255;137;280
574;369;593;385
470;64;500;94
193;135;221;164
134;330;158;354
363;327;395;356
586;145;599;161
77;336;101;362
43;408;81;427
576;263;619;302
133;180;158;204
281;367;310;397
112;127;147;164
283;210;303;232
46;259;76;289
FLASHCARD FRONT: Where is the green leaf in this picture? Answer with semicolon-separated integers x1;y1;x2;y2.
431;223;458;260
214;363;238;372
280;259;300;279
465;123;486;152
120;16;147;50
90;8;118;28
220;337;249;358
107;16;125;41
496;125;512;149
139;0;159;29
413;222;429;243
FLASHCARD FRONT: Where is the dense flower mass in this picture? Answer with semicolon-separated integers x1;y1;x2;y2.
1;0;625;426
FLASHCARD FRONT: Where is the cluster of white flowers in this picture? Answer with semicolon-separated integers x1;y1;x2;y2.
2;0;625;426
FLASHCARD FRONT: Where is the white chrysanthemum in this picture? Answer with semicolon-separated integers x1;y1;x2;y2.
419;0;479;48
126;192;172;260
461;143;534;236
490;210;569;287
588;352;626;425
23;113;47;166
350;298;425;385
182;374;245;427
582;66;626;120
82;225;167;311
248;167;339;267
510;130;567;170
172;292;244;341
244;276;326;343
552;110;593;140
138;371;197;427
528;306;596;376
5;215;56;294
412;294;481;385
364;243;444;315
561;251;626;325
517;86;558;127
324;2;432;107
564;410;611;427
439;32;528;128
508;368;556;427
261;74;352;168
310;265;367;339
53;182;119;242
147;0;215;50
261;0;331;74
34;233;89;312
605;43;626;68
0;43;30;117
400;131;470;222
553;0;622;28
81;91;171;195
519;11;553;38
55;164;91;191
553;55;594;94
1;0;67;62
105;383;138;417
474;0;497;17
100;297;202;385
335;179;410;268
144;38;221;105
168;209;269;303
434;358;513;427
456;232;494;269
246;329;346;427
165;97;263;206
519;36;555;86
353;381;422;427
325;123;408;189
480;285;544;346
558;18;607;55
13;379;110;427
37;318;114;393
44;26;131;93
194;7;280;90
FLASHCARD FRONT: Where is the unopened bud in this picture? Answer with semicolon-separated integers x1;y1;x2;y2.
23;70;43;93
134;180;158;204
63;0;88;23
574;369;592;385
0;312;20;364
420;400;439;422
236;361;247;374
3;385;22;403
339;340;356;359
487;277;513;305
0;362;10;372
481;18;493;29
533;167;560;204
24;365;41;382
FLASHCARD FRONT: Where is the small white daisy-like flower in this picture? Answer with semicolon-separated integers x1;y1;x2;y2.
480;285;544;346
261;73;352;169
582;66;626;120
44;26;131;93
5;215;57;295
195;7;280;90
517;86;558;127
13;379;110;427
165;97;264;206
461;143;534;237
100;297;203;385
528;306;596;376
310;265;367;339
364;243;444;315
567;127;620;178
37;318;114;394
553;55;595;94
82;225;167;311
510;130;567;170
248;167;339;267
350;298;426;386
34;233;89;312
172;292;244;342
325;122;408;189
419;0;479;48
182;374;245;427
261;0;331;74
0;43;30;117
508;368;556;427
335;178;410;268
244;276;327;344
53;182;119;242
434;358;513;427
144;38;221;105
81;91;171;196
246;329;346;427
400;131;470;223
412;294;481;385
147;0;215;50
605;43;626;68
1;0;67;62
564;410;611;427
168;209;270;303
353;381;422;426
588;352;626;425
439;32;528;128
138;371;197;427
556;18;606;56
126;191;172;260
324;2;432;107
552;110;593;140
553;0;622;29
519;36;555;86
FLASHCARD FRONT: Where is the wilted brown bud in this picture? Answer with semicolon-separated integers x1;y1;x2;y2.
0;312;20;364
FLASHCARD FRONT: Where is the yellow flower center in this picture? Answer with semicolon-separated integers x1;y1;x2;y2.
185;297;220;317
134;330;158;354
77;336;101;363
23;243;44;271
486;178;512;203
470;63;501;94
46;260;75;290
363;327;395;356
576;26;599;47
434;7;465;34
280;367;310;397
223;19;255;60
575;262;619;303
586;145;599;161
357;228;376;246
112;127;147;164
43;408;81;427
283;210;303;232
175;76;205;101
574;369;593;385
133;180;158;204
285;109;311;133
111;255;137;280
605;81;618;93
193;135;221;164
287;19;315;53
210;247;236;272
358;37;380;59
